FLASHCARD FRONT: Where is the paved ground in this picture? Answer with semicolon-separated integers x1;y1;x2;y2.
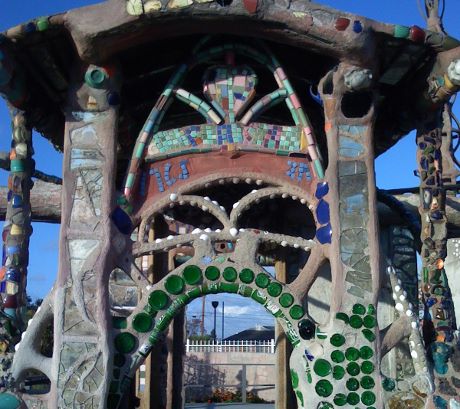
186;404;274;409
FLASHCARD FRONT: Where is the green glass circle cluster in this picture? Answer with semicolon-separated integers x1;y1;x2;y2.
345;347;360;361
315;379;333;397
183;265;202;285
239;268;254;283
346;362;360;376
223;267;238;282
205;266;220;280
331;350;345;363
346;377;359;391
333;365;345;380
267;282;282;297
165;275;185;294
313;359;332;377
349;314;363;328
114;332;136;354
279;293;294;307
132;313;153;333
330;333;345;347
255;273;270;288
333;393;347;406
352;303;366;315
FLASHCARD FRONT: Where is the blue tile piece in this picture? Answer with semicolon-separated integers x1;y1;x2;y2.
111;206;133;235
12;194;23;208
152;168;165;192
201;256;212;264
316;223;332;244
304;349;314;361
5;269;20;283
139;172;147;197
164;162;177;186
339;136;364;158
426;298;437;307
316;200;330;225
6;246;20;256
287;161;312;181
353;20;363;33
315;182;329;199
433;396;448;409
107;92;120;106
430;342;450;375
178;160;190;180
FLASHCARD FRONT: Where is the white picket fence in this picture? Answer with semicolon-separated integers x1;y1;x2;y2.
185;338;275;353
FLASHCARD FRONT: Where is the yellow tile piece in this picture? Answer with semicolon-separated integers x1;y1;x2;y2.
168;0;193;9
144;0;162;11
127;0;145;15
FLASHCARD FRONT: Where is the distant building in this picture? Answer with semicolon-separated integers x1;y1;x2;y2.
225;325;275;342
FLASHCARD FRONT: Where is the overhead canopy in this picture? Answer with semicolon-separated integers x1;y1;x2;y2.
1;0;459;183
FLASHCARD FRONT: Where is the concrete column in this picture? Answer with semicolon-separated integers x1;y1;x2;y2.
50;64;120;408
275;257;296;409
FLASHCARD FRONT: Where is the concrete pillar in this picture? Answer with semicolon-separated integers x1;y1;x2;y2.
51;64;120;408
275;257;296;409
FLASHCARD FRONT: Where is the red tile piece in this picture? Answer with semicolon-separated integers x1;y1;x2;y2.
243;0;258;14
409;25;426;43
335;17;350;31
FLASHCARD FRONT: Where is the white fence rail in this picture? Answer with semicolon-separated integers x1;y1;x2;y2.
186;339;275;353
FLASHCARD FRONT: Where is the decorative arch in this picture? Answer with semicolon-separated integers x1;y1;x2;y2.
123;40;325;202
108;235;313;408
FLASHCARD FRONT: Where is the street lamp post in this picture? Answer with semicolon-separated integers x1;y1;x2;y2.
212;301;219;343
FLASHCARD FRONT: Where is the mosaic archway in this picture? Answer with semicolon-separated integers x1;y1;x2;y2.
107;39;332;408
4;30;446;409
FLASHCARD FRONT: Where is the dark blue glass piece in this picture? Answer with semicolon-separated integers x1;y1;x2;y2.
107;92;120;106
6;246;20;256
353;20;363;33
418;142;427;149
420;156;429;170
6;269;20;283
12;194;23;208
7;190;12;201
24;22;36;33
433;395;448;409
315;182;329;199
0;281;6;293
316;200;330;225
426;297;437;307
316;223;332;244
441;298;452;309
445;331;454;342
111;206;133;235
304;349;315;361
431;210;443;220
425;177;435;186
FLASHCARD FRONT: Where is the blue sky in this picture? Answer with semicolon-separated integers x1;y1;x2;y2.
1;0;459;337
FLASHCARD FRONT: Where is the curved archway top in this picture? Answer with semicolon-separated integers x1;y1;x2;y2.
108;255;314;408
123;40;325;201
56;0;459;64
